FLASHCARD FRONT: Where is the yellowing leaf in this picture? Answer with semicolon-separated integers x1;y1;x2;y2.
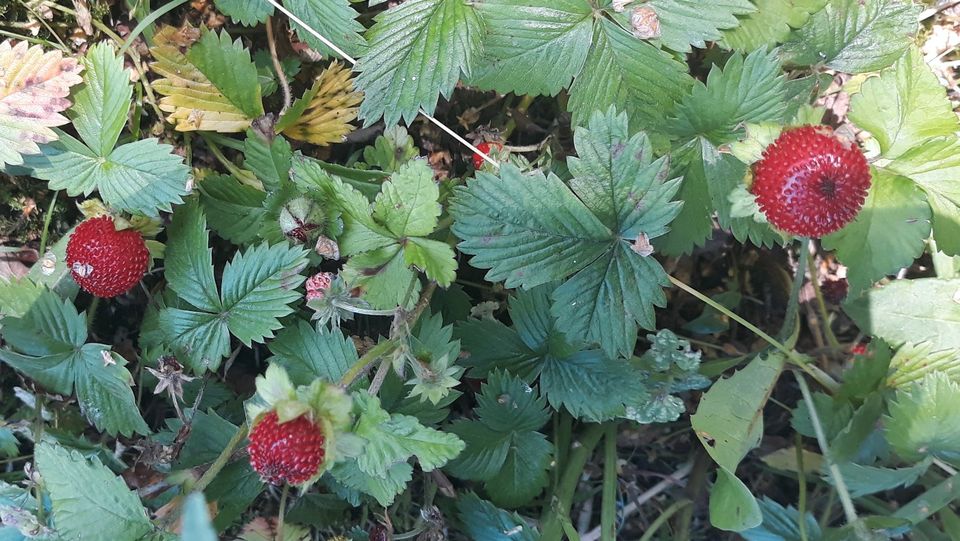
148;26;252;132
280;62;361;146
0;40;83;167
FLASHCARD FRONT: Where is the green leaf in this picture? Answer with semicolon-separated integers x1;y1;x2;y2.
268;321;358;385
568;19;692;131
0;278;44;320
885;373;960;461
204;461;263;531
783;0;920;74
214;0;273;26
644;0;755;53
457;493;539;541
34;442;152;540
243;130;292;192
849;47;959;160
341;245;420;309
198;174;267;245
404;238;457;287
374;159;440;237
670;49;787;144
70;42;131;157
486;432;552;508
355;0;483;126
540;352;645;422
887;342;960;388
0;290;148;436
844;278;960;352
741;497;823;541
830;460;931;498
468;0;593;96
886;137;960;256
284;0;367;58
721;0;829;51
710;468;762;531
187;29;263;118
445;421;511;480
454;108;680;358
175;411;239;469
26;134;190;216
362;126;419;173
457;319;542;380
330;459;412;507
476;371;550;433
164;200;221;312
655;141;713;255
352;392;464;477
180;492;218;541
822;170;931;294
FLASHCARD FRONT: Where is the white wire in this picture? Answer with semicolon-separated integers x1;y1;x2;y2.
263;0;500;168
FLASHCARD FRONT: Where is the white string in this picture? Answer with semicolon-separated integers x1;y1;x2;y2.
263;0;500;168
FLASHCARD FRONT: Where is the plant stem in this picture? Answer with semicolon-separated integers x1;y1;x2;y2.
339;339;397;387
600;424;618;541
796;432;809;541
668;275;839;393
277;483;290;539
199;133;262;188
794;372;858;525
806;242;841;349
637;499;691;541
38;190;58;256
118;0;190;55
367;357;392;396
541;424;605;540
193;422;249;493
266;17;292;114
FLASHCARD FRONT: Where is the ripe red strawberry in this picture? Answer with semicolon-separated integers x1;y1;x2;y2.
66;216;149;298
248;410;326;486
472;142;502;169
751;126;870;237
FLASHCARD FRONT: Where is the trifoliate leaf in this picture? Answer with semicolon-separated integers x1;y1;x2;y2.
268;321;358;386
35;442;152;541
187;29;263;119
721;0;828;51
362;125;419;172
150;25;255;132
823;170;931;294
70;42;131;157
453;108;681;358
567;19;691;131
355;0;483;126
0;40;82;168
844;278;960;353
280;62;361;146
457;493;539;541
849;47;959;161
160;201;309;372
783;0;920;74
23;131;190;217
198;174;267;244
214;0;273;26
643;0;755;53
670;49;787;144
467;0;593;96
283;0;367;59
887;138;960;256
0;289;149;436
885;373;960;461
243;130;292;192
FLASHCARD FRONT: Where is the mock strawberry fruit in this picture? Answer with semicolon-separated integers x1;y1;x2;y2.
245;365;353;489
472;141;503;169
751;126;870;237
248;410;327;485
66;216;149;297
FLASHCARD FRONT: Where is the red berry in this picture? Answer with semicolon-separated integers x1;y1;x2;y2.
850;343;868;356
66;216;149;298
248;411;326;486
472;142;502;169
751;126;870;237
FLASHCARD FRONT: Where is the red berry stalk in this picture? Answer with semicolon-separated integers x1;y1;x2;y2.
751;126;871;238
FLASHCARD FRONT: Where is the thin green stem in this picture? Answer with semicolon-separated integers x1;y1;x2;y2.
199;133;261;188
806;243;841;349
541;424;605;540
637;499;691;541
331;300;397;317
38;191;58;256
193;422;249;493
668;275;839;393
339;340;397;387
86;297;101;331
118;0;190;55
600;424;619;541
0;29;66;50
794;372;858;525
277;483;290;540
796;432;809;541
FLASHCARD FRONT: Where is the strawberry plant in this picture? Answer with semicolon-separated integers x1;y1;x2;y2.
1;0;960;540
